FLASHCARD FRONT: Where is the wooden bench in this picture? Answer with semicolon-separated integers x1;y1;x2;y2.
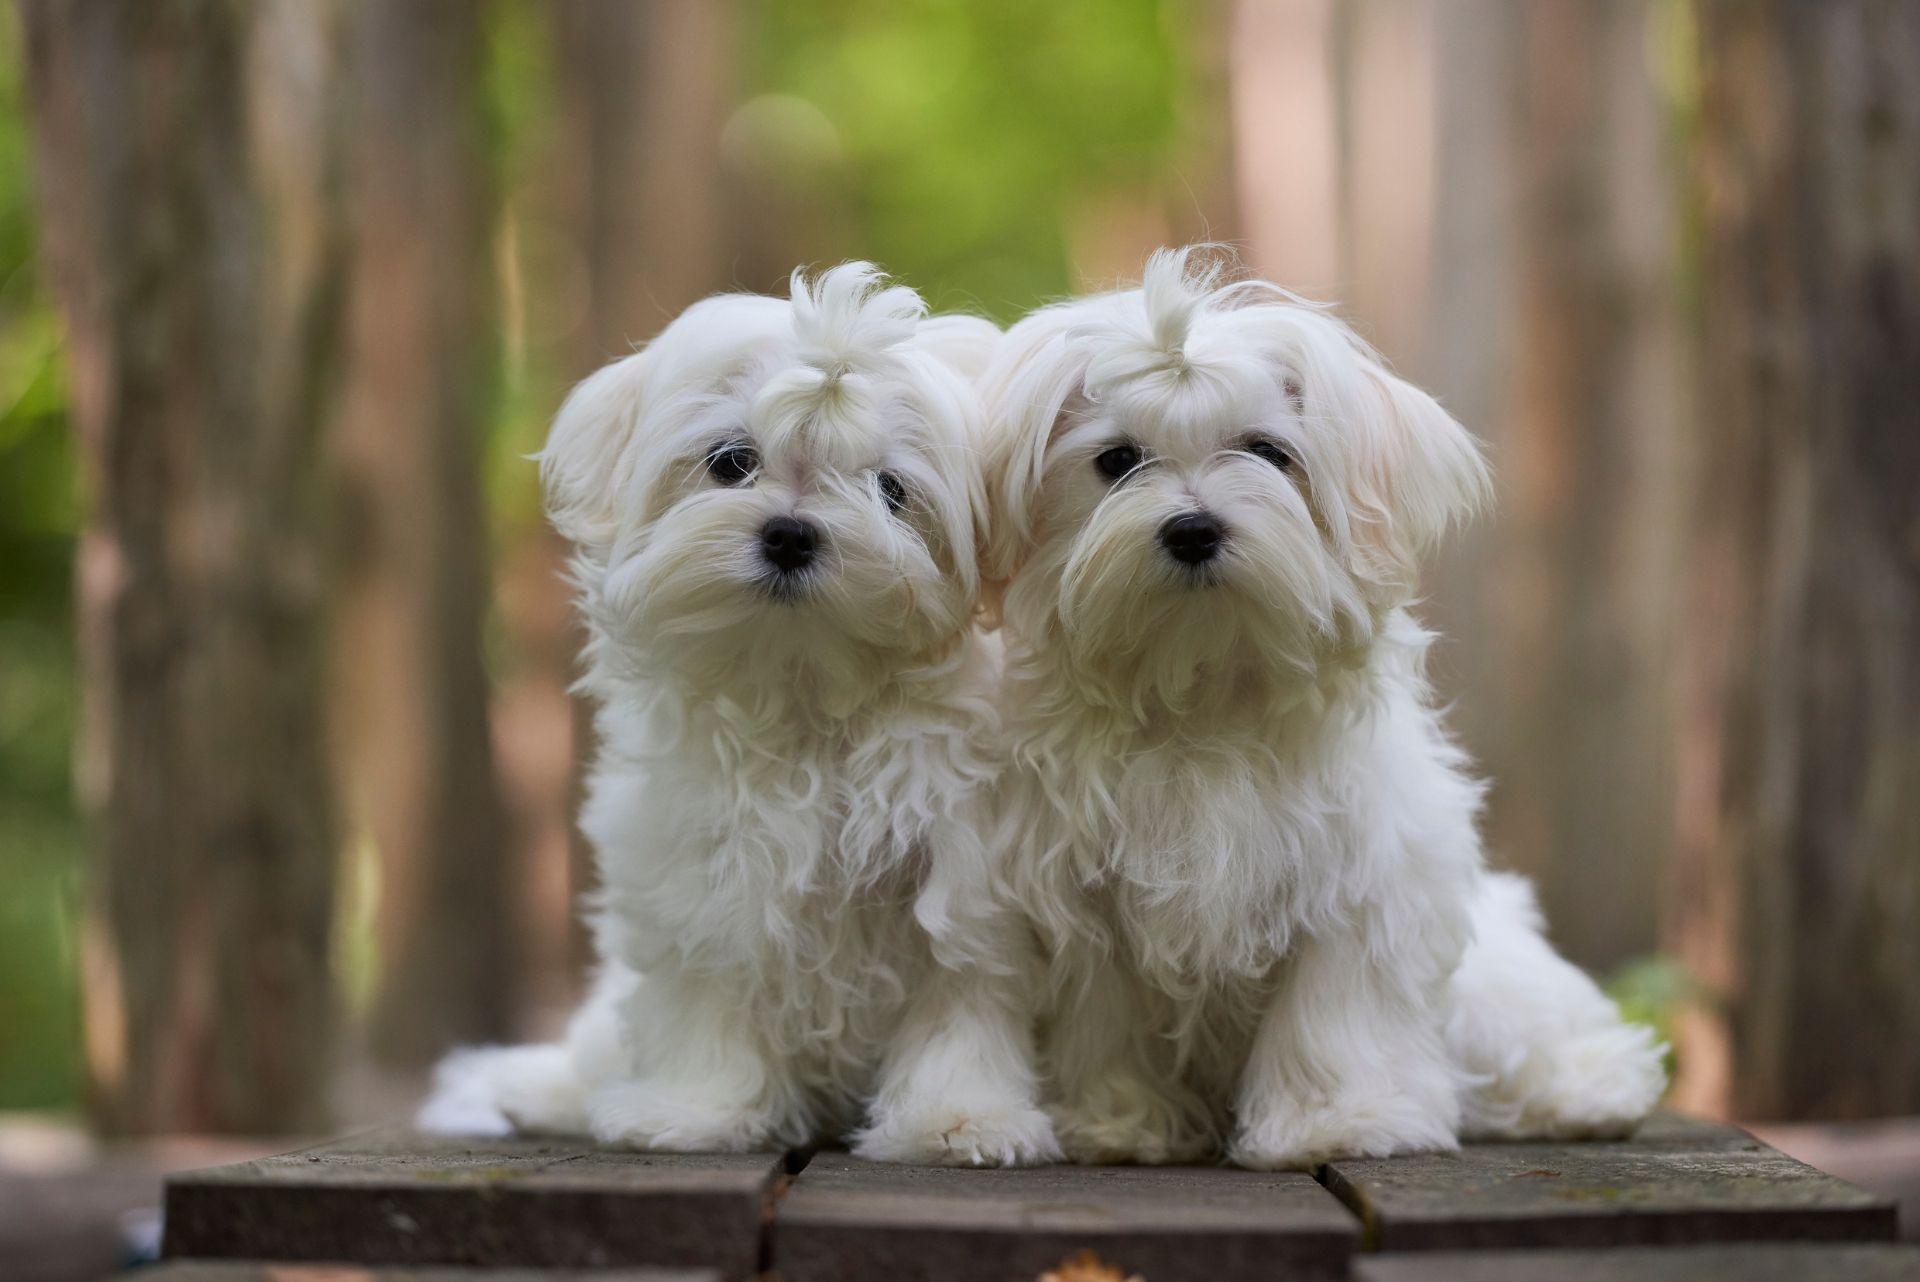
160;1116;1912;1280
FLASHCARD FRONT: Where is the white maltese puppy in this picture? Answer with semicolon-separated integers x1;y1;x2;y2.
979;249;1666;1169
419;263;1057;1166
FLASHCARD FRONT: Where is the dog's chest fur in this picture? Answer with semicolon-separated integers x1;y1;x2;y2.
1007;644;1485;1039
585;674;990;984
1085;732;1362;989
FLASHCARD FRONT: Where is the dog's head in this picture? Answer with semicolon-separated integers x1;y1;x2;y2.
546;263;994;704
982;248;1488;711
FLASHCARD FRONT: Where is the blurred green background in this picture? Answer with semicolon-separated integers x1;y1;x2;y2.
0;4;77;1110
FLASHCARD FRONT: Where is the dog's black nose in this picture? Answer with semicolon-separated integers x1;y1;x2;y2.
1159;511;1224;565
760;515;819;573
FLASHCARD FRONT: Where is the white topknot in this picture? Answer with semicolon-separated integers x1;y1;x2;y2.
761;262;929;450
1137;246;1228;367
1076;247;1255;410
788;261;926;384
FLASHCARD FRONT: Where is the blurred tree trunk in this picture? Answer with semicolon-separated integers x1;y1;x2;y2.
1419;0;1522;818
333;0;512;1069
1672;0;1920;1119
1343;0;1437;365
546;0;734;979
556;0;734;345
1168;0;1240;251
1485;0;1684;971
1230;0;1347;297
21;0;345;1133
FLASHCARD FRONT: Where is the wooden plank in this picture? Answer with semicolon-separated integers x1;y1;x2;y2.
1754;1115;1920;1236
161;1129;784;1279
1354;1242;1920;1281
142;1266;719;1282
1324;1117;1898;1251
773;1153;1359;1282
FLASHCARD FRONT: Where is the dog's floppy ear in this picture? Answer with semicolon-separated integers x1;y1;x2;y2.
1345;362;1491;594
978;311;1095;586
906;313;1002;606
539;347;656;548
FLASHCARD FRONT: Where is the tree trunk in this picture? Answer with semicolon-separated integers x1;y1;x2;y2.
554;0;735;350
1342;0;1438;365
1418;0;1523;829
332;0;514;1071
545;0;735;982
1230;0;1347;298
21;0;345;1134
1487;0;1684;972
1168;0;1241;251
1672;0;1920;1120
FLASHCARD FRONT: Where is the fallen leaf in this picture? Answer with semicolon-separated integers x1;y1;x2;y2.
1037;1248;1145;1282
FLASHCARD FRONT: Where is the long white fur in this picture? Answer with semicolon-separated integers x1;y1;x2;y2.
979;248;1666;1168
419;264;1057;1166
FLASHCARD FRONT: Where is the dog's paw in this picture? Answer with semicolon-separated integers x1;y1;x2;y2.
1231;1092;1457;1170
1050;1105;1214;1166
1521;1024;1668;1140
585;1081;768;1153
416;1087;513;1138
417;1043;586;1138
1048;1071;1217;1164
855;1099;1062;1167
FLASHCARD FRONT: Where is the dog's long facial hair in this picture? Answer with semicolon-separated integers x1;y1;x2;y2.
550;266;988;725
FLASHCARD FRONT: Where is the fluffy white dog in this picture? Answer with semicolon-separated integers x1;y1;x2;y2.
979;249;1666;1169
419;263;1057;1166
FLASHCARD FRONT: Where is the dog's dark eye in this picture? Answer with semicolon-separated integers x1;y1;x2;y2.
1245;439;1293;471
705;441;758;486
1094;443;1142;481
878;471;908;514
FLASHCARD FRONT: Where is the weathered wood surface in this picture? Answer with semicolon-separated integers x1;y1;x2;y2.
139;1267;719;1282
155;1116;1903;1280
1354;1242;1920;1281
162;1131;783;1279
772;1151;1358;1282
1324;1116;1898;1251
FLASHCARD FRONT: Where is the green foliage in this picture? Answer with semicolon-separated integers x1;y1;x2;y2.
738;0;1194;320
480;0;564;544
0;2;82;1110
1605;954;1693;1083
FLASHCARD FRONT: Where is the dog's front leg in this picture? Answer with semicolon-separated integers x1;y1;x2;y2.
1046;953;1217;1164
1230;907;1464;1169
585;967;795;1152
855;950;1060;1167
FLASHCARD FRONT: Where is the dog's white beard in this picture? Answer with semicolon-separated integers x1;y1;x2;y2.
1031;479;1375;722
589;493;964;718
